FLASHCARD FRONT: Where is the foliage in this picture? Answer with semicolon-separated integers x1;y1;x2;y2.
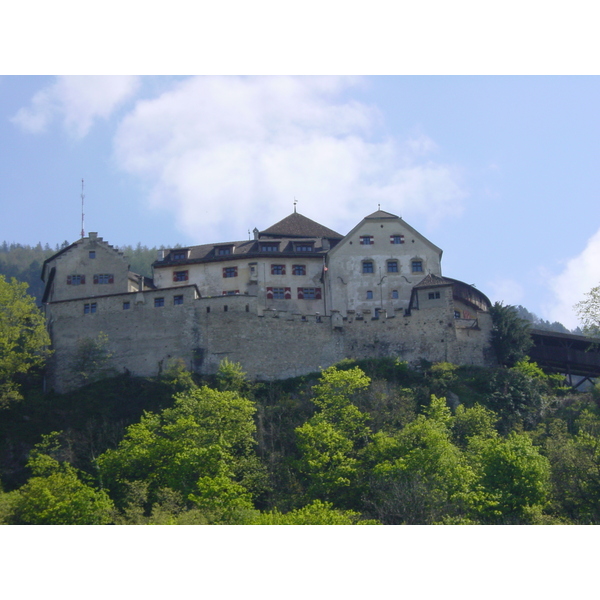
251;500;379;525
295;367;371;506
216;358;250;393
467;432;551;523
97;383;266;514
0;275;51;407
574;283;600;337
489;302;533;366
5;433;114;525
70;332;114;385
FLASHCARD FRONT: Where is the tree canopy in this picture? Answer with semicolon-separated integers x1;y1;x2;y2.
575;283;600;337
0;275;50;406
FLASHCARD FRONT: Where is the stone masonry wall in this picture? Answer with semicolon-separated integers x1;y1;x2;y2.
45;286;493;393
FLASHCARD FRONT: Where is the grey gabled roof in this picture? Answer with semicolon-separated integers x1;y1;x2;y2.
260;212;343;239
364;209;400;220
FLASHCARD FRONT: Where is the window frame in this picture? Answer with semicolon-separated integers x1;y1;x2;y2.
154;297;165;307
411;260;424;273
292;264;306;276
360;235;374;245
173;270;189;282
387;260;399;273
362;261;374;274
222;266;238;278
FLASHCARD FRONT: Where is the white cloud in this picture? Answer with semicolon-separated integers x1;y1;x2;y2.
544;228;600;330
486;278;525;306
113;76;466;242
11;76;140;137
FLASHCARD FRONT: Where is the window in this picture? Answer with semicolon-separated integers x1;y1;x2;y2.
154;297;165;307
454;311;461;319
174;295;184;305
223;267;238;278
366;290;373;300
411;260;423;273
391;290;399;299
222;290;239;296
84;302;97;314
387;260;398;273
89;251;96;259
216;246;232;256
271;264;286;275
390;235;405;244
123;301;130;310
272;288;285;299
267;287;291;299
260;243;279;252
292;264;306;276
297;287;321;300
360;236;374;245
294;243;313;252
173;270;189;282
94;274;114;284
428;291;441;300
67;275;85;285
362;261;374;274
172;250;187;260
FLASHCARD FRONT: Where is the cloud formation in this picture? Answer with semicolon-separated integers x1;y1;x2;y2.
113;76;466;242
544;227;600;330
12;76;140;137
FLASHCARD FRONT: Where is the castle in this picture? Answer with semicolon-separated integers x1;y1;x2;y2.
41;210;494;391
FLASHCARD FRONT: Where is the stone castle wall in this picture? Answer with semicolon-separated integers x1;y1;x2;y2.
45;286;493;392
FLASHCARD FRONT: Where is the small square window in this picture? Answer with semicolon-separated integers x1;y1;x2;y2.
84;302;97;314
412;261;423;273
272;288;285;299
89;251;96;259
454;311;461;319
390;235;404;244
271;264;285;275
391;290;399;299
223;267;238;278
428;291;441;300
123;301;130;310
154;297;165;307
360;236;374;245
387;261;398;273
174;295;184;305
362;261;374;274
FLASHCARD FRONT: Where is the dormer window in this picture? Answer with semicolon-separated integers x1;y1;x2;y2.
261;243;279;252
294;243;314;252
360;236;374;245
216;245;233;256
172;250;188;260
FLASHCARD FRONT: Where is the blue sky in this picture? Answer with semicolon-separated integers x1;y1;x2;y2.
1;75;599;329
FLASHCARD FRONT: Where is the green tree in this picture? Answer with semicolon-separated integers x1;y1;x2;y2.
489;302;533;367
251;500;379;525
467;432;551;524
295;367;371;506
0;275;51;406
574;283;600;337
362;396;480;524
97;384;266;516
6;433;114;525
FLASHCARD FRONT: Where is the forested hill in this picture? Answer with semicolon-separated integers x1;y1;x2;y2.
0;241;162;304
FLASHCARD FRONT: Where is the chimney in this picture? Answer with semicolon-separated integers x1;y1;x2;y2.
89;232;98;240
253;227;259;240
157;249;166;261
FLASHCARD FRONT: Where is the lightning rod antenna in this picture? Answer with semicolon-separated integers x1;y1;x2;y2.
81;179;85;239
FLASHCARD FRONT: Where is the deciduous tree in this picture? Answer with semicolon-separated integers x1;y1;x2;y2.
0;275;50;406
